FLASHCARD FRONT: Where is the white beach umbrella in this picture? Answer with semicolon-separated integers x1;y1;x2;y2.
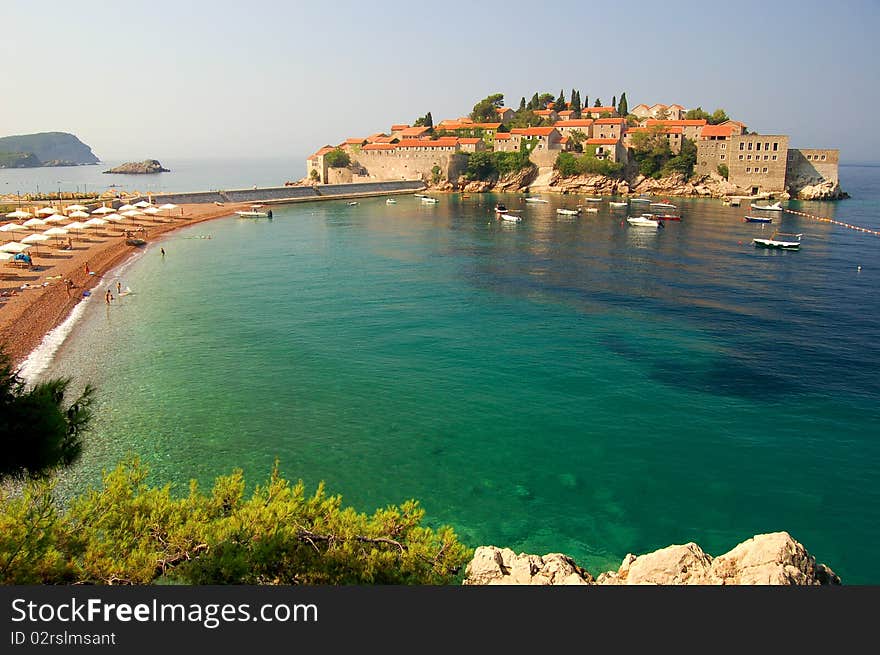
134;200;152;208
1;222;23;232
22;233;49;243
68;210;90;219
43;227;69;237
159;203;178;210
121;210;144;217
22;217;47;229
65;221;88;230
0;252;13;262
0;242;31;253
118;204;137;212
5;210;31;219
84;217;108;226
103;213;124;222
43;214;66;224
36;207;59;216
65;204;88;212
92;205;116;214
142;206;161;215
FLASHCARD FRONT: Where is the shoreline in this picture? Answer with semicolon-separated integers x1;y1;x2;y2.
0;203;249;370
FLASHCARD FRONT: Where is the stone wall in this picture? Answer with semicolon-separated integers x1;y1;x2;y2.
353;150;467;184
785;148;839;189
727;134;789;192
151;180;424;205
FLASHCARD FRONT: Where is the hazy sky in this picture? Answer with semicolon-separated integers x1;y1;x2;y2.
3;0;878;162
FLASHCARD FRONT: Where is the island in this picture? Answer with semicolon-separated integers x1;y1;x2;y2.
303;90;845;200
103;159;170;174
0;131;99;168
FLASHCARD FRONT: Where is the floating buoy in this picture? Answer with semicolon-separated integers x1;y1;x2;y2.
858;266;862;271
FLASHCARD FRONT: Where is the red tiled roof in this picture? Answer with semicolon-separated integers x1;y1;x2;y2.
438;121;501;131
554;119;593;127
372;135;397;144
310;146;335;158
593;117;625;125
511;126;558;136
586;138;618;145
344;137;366;144
391;124;410;131
721;120;747;128
458;138;482;144
534;109;555;116
557;110;574;116
700;124;737;138
494;133;514;140
396;138;459;148
585;106;617;114
362;143;397;151
560;136;570;144
646;119;707;127
400;126;432;137
495;107;513;113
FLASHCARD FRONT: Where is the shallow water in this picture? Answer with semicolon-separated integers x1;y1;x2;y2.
40;165;880;582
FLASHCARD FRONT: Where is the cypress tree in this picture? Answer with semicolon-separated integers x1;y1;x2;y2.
612;95;616;109
529;93;539;110
425;112;433;128
519;97;526;112
618;92;628;117
556;89;566;110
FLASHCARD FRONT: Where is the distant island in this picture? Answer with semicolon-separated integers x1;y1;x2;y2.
0;131;99;168
103;159;170;174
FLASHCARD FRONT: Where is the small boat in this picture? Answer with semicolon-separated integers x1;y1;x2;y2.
235;204;272;218
524;197;548;203
556;208;580;216
125;237;147;246
609;201;628;209
421;197;439;204
584;197;603;203
583;207;599;213
650;202;677;210
656;214;681;221
629;197;651;204
744;215;773;223
386;198;397;204
750;201;783;211
347;201;359;206
627;216;660;228
494;203;508;214
753;232;802;250
500;213;521;222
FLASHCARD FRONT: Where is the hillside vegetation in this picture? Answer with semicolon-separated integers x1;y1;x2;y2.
0;132;99;167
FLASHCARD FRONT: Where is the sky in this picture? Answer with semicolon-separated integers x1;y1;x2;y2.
2;0;879;163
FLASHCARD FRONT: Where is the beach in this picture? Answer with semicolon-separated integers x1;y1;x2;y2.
0;202;249;367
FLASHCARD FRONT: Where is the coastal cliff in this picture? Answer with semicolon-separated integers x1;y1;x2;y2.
0;132;99;167
464;532;840;585
103;159;170;174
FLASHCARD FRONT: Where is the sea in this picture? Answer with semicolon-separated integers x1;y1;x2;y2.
18;162;880;583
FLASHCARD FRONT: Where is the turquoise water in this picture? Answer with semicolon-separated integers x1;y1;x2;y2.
40;166;880;582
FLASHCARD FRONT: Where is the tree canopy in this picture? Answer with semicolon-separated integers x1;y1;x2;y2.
413;111;434;128
685;107;730;125
324;148;351;168
0;349;95;482
617;92;628;117
470;93;505;122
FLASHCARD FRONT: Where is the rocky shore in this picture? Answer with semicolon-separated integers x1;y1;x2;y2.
103;159;170;174
429;168;847;201
463;532;840;585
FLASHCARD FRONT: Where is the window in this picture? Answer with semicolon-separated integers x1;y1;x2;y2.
739;154;744;160
739;142;745;150
821;154;826;161
721;143;726;149
755;142;761;151
748;142;753;150
746;167;751;173
788;153;794;161
747;155;752;160
764;155;769;160
772;155;777;161
763;167;768;173
806;154;812;160
720;154;726;160
765;143;770;151
773;142;778;151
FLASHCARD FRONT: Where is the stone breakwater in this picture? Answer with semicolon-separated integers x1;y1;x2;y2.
463;532;840;585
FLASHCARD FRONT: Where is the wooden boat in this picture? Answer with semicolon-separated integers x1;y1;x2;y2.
556;208;580;216
753;231;802;250
629;197;651;205
524;197;548;203
627;216;660;228
743;215;773;223
750;201;783;211
609;201;628;209
500;213;521;222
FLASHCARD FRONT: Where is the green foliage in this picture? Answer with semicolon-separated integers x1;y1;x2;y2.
685;107;710;121
625;114;640;127
594;98;602;107
618;92;628;117
518;97;526;112
528;93;539;110
629;126;673;178
537;93;555;108
470;93;504;122
554;151;623;177
507;110;547;129
685;106;730;124
709;108;729;125
0;349;95;482
324;148;351;168
413;111;434;128
717;163;729;179
0;132;99;165
0;151;42;168
662;138;697;177
612;95;617;109
571;90;582;118
566;129;588;153
464;150;533;181
0;459;471;585
555;89;566;111
431;165;442;185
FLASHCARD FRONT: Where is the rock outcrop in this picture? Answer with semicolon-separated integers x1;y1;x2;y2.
464;532;840;586
103;159;170;174
791;179;849;200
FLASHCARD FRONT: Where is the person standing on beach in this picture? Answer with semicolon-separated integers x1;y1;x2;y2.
105;289;113;304
161;247;166;257
116;281;122;296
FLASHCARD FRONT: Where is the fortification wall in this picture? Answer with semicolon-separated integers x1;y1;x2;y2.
150;181;424;205
353;151;467;183
785;149;839;188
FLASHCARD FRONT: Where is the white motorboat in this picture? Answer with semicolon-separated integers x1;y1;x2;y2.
754;231;801;249
235;204;272;218
386;198;397;204
750;201;783;211
609;201;628;209
650;202;677;211
583;207;599;213
524;197;548;203
347;201;359;206
627;216;660;227
500;213;522;222
583;197;603;203
421;197;439;204
556;208;580;216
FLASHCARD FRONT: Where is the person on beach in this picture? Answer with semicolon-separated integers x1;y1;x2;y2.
84;262;91;275
65;278;73;296
117;281;122;295
161;247;166;257
105;289;113;304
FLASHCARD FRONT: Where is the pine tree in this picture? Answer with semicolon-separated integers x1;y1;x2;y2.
594;97;602;107
556;89;566;111
529;93;539;110
618;92;628;117
425;112;433;128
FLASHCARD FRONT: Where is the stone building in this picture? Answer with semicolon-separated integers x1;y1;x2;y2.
352;138;467;183
632;103;685;120
552;119;593;138
644;119;708;142
534;109;558;122
583;106;619;119
492;132;522;152
592;117;626;140
495;107;515;122
585;138;627;163
624;126;683;154
785;148;839;189
457;137;486;153
306;145;335;183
